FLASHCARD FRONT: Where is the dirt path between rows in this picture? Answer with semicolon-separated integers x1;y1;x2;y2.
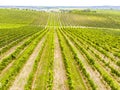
63;31;109;90
0;43;29;77
53;31;69;90
9;36;46;90
89;46;120;71
78;38;120;81
0;38;28;61
31;38;47;90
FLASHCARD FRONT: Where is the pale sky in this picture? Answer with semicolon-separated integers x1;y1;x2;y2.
0;0;120;6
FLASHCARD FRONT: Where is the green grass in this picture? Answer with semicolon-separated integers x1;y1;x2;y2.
60;9;120;28
63;27;120;89
0;9;120;90
57;29;87;90
0;9;48;25
0;29;47;89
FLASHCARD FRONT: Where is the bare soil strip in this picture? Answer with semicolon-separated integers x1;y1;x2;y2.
31;41;47;90
0;44;29;77
66;30;120;82
78;37;120;81
53;31;69;90
0;61;14;76
31;34;50;90
9;36;46;90
63;31;109;90
60;30;87;90
0;38;28;60
79;37;120;70
89;46;120;71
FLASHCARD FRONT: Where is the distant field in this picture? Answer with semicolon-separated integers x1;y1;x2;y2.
60;9;120;29
0;9;120;90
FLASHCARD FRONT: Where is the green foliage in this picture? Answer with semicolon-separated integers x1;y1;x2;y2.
116;60;120;66
61;30;97;90
0;26;43;49
64;28;120;90
25;34;47;90
0;9;48;25
57;30;74;90
47;30;54;90
0;9;120;90
66;28;120;61
0;30;47;89
61;9;120;29
0;30;44;73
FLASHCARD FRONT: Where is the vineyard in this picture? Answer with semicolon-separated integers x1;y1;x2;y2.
0;9;120;90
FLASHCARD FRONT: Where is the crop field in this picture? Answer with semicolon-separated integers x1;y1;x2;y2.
0;9;120;90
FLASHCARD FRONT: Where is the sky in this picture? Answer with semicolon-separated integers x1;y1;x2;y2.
0;0;120;6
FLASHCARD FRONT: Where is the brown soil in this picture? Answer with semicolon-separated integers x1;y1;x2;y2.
9;36;46;90
53;31;69;90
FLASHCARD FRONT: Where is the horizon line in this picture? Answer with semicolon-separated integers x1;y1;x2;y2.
0;5;120;7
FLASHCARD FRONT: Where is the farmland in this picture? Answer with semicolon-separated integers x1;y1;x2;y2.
0;8;120;90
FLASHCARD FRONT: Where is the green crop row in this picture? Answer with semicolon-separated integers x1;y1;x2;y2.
68;28;120;59
0;30;46;73
60;30;97;90
0;29;48;89
64;29;120;90
28;29;54;90
47;30;54;90
64;28;120;79
116;60;120;67
89;48;120;78
0;28;40;54
0;26;43;48
66;28;116;64
24;32;49;90
60;10;120;29
57;30;74;90
0;9;48;25
60;29;97;90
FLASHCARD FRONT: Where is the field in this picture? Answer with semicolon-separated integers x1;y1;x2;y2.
0;8;120;90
